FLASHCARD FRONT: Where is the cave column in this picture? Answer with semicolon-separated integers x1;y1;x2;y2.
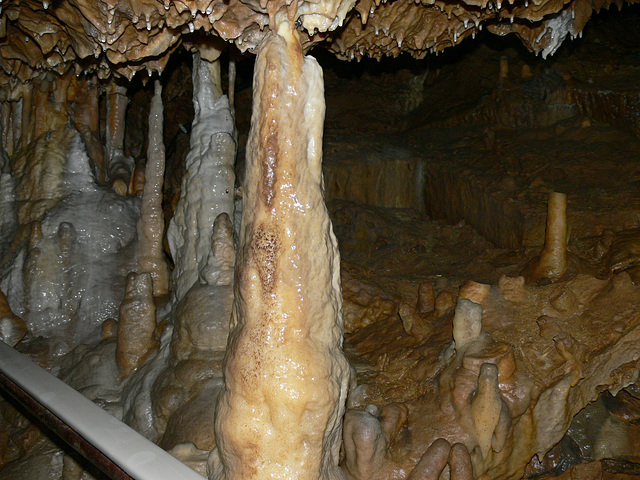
214;20;350;480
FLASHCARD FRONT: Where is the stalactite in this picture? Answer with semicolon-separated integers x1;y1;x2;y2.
106;82;128;158
228;58;236;118
73;77;105;182
0;170;15;249
214;20;350;480
136;79;170;297
32;87;50;141
20;84;32;150
106;80;134;194
167;50;236;303
10;100;21;154
1;102;12;157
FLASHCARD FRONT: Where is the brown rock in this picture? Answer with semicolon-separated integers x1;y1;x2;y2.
116;272;158;378
0;289;27;347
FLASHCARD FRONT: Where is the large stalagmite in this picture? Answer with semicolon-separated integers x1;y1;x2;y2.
214;21;350;479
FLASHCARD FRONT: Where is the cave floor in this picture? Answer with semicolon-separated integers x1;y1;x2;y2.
316;14;640;477
326;120;640;480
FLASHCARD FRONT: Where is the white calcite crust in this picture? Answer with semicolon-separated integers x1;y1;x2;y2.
1;131;139;345
167;53;236;303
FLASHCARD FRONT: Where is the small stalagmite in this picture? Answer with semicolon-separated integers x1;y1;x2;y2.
214;20;350;480
523;192;568;283
116;272;158;379
136;80;170;297
452;299;484;351
407;438;451;480
342;408;387;479
471;363;502;461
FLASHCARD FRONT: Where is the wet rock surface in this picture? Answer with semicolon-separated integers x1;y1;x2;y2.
1;5;640;480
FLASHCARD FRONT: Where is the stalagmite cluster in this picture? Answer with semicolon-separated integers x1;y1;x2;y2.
1;0;640;479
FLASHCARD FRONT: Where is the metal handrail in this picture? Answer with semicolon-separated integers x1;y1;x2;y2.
0;341;206;480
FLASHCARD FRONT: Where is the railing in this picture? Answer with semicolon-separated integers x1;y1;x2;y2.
0;341;206;480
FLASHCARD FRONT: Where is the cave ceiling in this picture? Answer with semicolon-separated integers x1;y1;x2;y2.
0;0;637;85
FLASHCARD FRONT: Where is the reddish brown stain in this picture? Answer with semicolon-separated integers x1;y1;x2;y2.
252;224;278;294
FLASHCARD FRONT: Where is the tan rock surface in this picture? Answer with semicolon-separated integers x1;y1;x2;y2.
116;272;158;378
342;272;640;479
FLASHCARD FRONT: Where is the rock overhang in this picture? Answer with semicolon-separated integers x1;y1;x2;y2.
0;0;638;84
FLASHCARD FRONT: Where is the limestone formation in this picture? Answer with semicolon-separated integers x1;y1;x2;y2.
167;52;236;303
523;192;569;283
214;22;350;479
136;79;170;297
0;289;27;347
116;272;158;378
